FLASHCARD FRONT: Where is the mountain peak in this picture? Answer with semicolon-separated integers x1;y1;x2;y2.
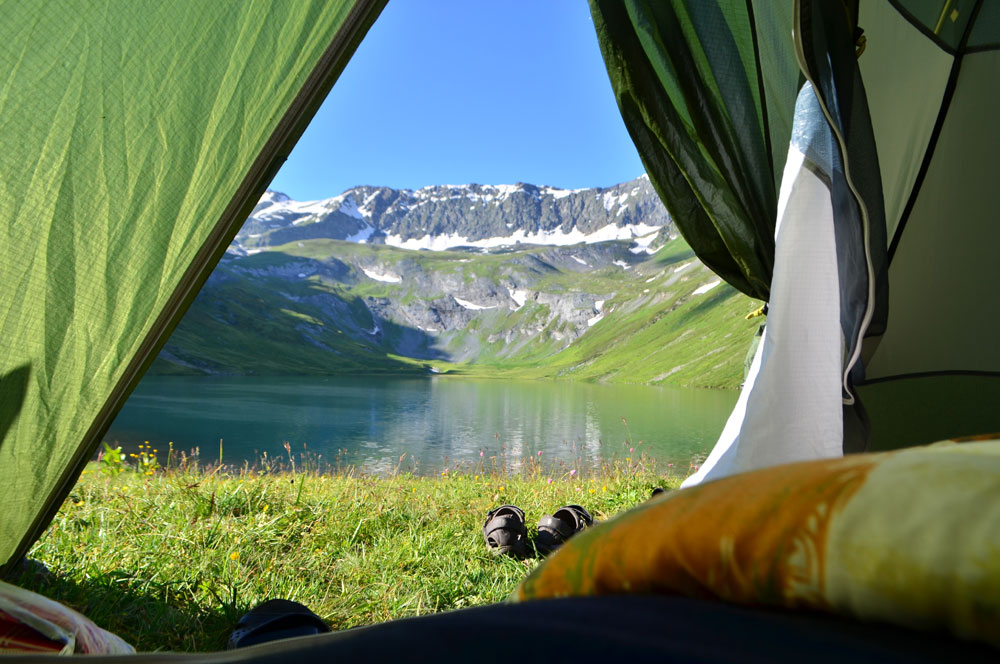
261;190;290;204
238;175;668;253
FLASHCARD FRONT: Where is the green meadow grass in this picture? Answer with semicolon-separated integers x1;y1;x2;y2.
156;237;761;388
11;452;685;652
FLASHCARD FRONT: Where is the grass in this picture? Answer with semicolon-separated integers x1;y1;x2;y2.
153;237;760;388
10;451;686;653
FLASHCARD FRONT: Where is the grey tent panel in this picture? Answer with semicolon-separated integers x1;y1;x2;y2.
859;1;953;239
865;50;1000;380
859;374;1000;450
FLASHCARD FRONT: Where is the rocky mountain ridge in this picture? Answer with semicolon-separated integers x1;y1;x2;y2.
232;174;670;253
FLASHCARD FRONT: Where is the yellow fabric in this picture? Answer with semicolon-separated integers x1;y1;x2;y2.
517;440;1000;648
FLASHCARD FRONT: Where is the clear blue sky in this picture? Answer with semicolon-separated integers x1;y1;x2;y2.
269;1;646;201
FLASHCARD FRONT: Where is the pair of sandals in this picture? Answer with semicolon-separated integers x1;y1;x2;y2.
482;504;594;558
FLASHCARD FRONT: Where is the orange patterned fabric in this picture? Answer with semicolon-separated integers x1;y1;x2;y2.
517;440;1000;649
519;453;876;606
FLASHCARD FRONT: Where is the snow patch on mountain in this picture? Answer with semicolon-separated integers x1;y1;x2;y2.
693;280;721;295
337;195;364;220
629;230;662;254
674;261;695;273
507;287;529;309
454;297;497;311
345;224;375;243
385;221;663;252
361;267;401;283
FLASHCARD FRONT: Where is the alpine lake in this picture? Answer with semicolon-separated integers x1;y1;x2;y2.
106;376;736;476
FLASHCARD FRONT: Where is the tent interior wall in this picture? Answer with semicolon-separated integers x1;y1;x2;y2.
854;0;1000;449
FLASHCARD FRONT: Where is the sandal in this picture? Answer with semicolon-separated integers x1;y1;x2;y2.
483;505;529;557
227;599;331;649
536;504;594;556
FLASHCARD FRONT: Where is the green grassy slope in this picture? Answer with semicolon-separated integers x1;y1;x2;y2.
152;264;425;376
431;240;762;387
153;238;762;388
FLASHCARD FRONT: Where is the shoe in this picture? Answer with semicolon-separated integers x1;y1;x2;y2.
536;504;593;556
228;599;331;649
483;505;530;558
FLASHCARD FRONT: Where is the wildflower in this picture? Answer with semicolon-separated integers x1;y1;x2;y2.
262;504;269;513
626;457;631;462
569;469;577;477
589;488;595;494
668;463;673;468
480;451;484;457
74;500;84;507
629;447;634;453
474;475;479;480
547;478;553;484
602;485;607;492
537;451;542;456
499;485;505;491
230;552;240;561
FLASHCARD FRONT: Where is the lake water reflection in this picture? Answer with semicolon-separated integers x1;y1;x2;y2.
107;376;736;475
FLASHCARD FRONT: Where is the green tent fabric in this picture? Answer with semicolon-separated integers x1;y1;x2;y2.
593;0;1000;463
0;0;385;571
588;0;801;302
590;0;887;438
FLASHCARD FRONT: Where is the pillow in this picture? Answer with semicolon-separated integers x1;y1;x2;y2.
516;439;1000;649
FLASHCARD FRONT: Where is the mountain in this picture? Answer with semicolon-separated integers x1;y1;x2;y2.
232;175;670;253
153;177;761;388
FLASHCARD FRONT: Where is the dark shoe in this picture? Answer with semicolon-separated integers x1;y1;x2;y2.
650;487;666;499
228;599;331;649
483;505;529;558
536;504;593;556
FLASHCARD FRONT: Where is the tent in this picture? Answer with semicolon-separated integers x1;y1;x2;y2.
1;0;998;658
585;0;1000;485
